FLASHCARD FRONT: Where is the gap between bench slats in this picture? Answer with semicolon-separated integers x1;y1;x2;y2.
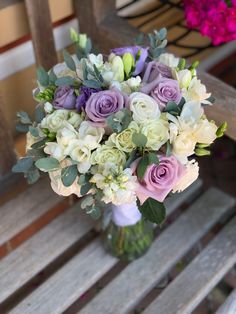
0;204;92;304
0;178;63;247
144;216;236;314
9;180;202;314
215;289;236;314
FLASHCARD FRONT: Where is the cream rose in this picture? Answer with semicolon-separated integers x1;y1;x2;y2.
91;145;126;166
140;118;169;150
193;119;217;144
172;159;199;193
67;111;82;128
130;92;160;123
78;121;104;150
41;109;69;132
172;131;196;158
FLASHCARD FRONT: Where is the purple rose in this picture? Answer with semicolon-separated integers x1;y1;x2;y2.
142;61;172;83
85;89;128;126
53;86;76;109
111;46;148;75
141;77;182;111
76;86;101;112
131;155;186;203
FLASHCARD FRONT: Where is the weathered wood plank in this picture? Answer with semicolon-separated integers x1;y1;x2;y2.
0;178;63;247
144;216;236;314
9;179;202;313
216;289;236;314
0;204;92;304
24;0;57;70
80;188;235;314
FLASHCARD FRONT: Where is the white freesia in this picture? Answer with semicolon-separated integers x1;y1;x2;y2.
173;69;192;89
69;139;92;173
78;121;104;150
194;119;217;144
109;54;124;82
180;100;204;125
172;131;196;160
44;142;66;161
183;77;211;105
56;123;78;155
158;53;179;67
41;109;69;132
141;117;169;150
44;102;53;113
87;53;104;69
49;159;81;197
172;159;199;193
130;92;160;123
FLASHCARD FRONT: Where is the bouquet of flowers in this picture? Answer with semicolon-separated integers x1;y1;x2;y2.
183;0;236;45
13;28;226;260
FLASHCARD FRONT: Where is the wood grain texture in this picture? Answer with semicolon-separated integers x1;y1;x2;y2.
0;96;16;176
144;216;236;314
0;178;62;247
80;188;235;314
24;0;57;70
9;178;202;313
0;204;92;304
216;289;236;314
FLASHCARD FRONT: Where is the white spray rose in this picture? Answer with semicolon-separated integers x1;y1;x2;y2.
41;109;69;132
78;121;104;150
194;119;217;144
91;145;126;166
67;111;82;128
141;118;169;150
158;53;179;68
56;123;78;155
130;92;160;123
183;77;211;105
172;159;199;193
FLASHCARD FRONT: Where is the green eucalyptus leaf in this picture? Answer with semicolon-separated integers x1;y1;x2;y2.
35;105;45;123
55;76;75;86
12;157;34;173
17;111;32;124
83;79;101;89
85;38;92;54
81;195;94;209
25;167;40;184
158;28;167;40
166;140;172;157
61;164;78;187
31;138;47;149
63;50;76;71
86;206;101;220
35;157;60;172
27;148;46;160
132;132;147;148
137;155;149;180
137;197;166;225
29;126;39;137
16;123;29;133
148;152;159;165
49;69;57;84
80;182;92;196
37;66;49;87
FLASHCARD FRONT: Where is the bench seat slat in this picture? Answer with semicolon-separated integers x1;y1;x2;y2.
9;180;202;313
0;178;63;246
80;188;235;314
216;289;236;314
0;204;92;304
144;216;236;314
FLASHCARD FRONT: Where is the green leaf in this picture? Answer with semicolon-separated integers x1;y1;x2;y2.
35;104;45;123
35;157;60;172
158;28;167;40
137;197;166;225
55;76;75;86
63;50;76;71
166;140;172;157
148;152;159;165
135;33;144;45
83;79;101;89
124;149;138;169
80;182;92;196
93;64;104;83
27;148;46;160
85;206;101;220
132;132;147;148
49;69;57;84
37;66;49;87
31;138;47;149
165;101;180;115
137;155;149;180
25;167;40;184
85;38;92;54
17;111;32;124
29;126;39;137
61;164;78;187
81;195;94;209
78;173;92;185
16;123;29;133
12;157;34;173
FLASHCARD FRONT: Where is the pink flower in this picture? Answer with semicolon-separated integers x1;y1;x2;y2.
131;155;186;204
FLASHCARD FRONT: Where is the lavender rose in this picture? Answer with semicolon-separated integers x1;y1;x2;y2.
131;155;186;203
53;86;76;109
111;46;148;76
85;89;128;126
141;77;182;111
76;86;101;112
142;61;172;83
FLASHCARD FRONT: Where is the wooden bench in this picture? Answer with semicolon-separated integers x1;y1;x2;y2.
0;0;236;313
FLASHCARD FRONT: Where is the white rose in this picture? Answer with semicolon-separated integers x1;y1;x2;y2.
158;53;179;68
183;77;211;105
173;69;192;89
67;111;82;128
44;142;65;161
78;121;104;150
141;118;169;150
172;131;196;158
41;109;69;132
194;119;217;144
91;145;126;166
49;159;81;197
44;102;53;113
172;159;199;193
130;92;160;123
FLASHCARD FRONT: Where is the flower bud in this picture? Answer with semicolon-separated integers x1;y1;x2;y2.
216;122;227;138
195;148;211;156
44;102;53;113
122;53;134;77
111;56;125;82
